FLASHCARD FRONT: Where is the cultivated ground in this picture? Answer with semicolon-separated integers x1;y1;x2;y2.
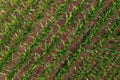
0;0;120;80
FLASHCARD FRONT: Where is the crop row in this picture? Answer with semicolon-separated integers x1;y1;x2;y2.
63;3;119;78
29;0;104;79
22;0;86;79
0;0;119;79
72;15;120;80
0;0;55;74
52;0;103;79
7;0;72;79
0;0;42;51
53;0;120;79
0;0;21;25
45;0;105;79
22;0;77;79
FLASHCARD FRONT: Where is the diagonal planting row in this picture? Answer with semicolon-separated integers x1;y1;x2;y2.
6;0;72;79
20;0;76;79
84;16;120;79
50;0;108;78
37;0;100;80
0;0;55;75
10;0;60;79
41;0;104;79
0;0;33;41
43;0;119;79
12;0;66;79
22;0;87;80
0;0;120;79
22;0;104;79
0;0;41;51
21;0;84;79
25;0;118;79
0;0;26;51
0;0;36;53
0;0;42;71
72;11;120;80
0;0;21;26
59;1;120;79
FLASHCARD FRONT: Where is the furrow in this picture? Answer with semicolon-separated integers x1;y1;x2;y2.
22;0;86;80
6;0;72;79
64;0;120;77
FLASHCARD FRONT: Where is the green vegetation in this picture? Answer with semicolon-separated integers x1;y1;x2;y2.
0;0;120;80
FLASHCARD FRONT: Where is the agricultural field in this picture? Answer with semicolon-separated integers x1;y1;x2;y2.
0;0;120;80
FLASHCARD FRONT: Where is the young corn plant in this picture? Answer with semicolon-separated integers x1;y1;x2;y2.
54;0;120;79
0;0;51;72
57;1;120;79
7;0;71;79
0;0;40;51
0;0;120;80
22;0;86;79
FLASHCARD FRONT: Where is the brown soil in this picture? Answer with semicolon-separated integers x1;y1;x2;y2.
10;0;66;79
0;73;6;80
0;0;120;80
